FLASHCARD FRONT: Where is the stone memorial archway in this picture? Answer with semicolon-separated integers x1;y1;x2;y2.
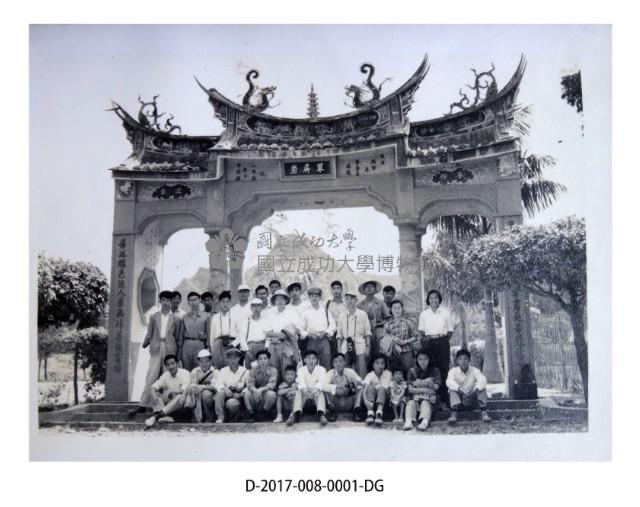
105;54;534;400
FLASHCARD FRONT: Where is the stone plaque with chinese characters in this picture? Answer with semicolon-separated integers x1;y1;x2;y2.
282;159;334;179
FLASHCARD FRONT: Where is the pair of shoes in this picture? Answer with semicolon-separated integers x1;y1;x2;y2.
157;416;174;424
417;419;429;431
403;421;413;431
319;413;328;426
245;412;255;423
128;406;144;419
481;411;492;423
393;417;403;424
273;414;283;423
286;413;296;426
447;413;458;425
365;411;375;425
374;412;383;427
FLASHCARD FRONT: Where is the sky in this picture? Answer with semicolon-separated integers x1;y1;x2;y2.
30;25;611;289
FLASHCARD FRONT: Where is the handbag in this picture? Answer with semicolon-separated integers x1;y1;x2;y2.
379;333;394;356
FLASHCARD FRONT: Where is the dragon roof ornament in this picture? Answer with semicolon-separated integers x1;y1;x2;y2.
109;54;526;157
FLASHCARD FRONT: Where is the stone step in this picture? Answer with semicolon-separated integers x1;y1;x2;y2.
41;407;540;425
80;398;538;413
40;416;577;434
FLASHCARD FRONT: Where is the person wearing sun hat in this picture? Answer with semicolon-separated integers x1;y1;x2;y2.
299;286;336;370
357;280;390;357
336;289;372;378
266;289;302;381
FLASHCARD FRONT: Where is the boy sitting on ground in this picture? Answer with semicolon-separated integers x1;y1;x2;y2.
446;348;492;424
274;365;298;423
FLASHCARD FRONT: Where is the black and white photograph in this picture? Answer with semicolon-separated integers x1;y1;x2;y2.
26;21;612;466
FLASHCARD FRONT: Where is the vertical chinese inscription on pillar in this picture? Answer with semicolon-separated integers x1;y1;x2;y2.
113;237;129;374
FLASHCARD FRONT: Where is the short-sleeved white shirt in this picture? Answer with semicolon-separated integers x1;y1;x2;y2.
418;306;454;336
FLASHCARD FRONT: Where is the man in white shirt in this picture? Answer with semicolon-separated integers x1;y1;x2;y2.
208;290;240;369
255;285;271;314
230;284;252;322
214;347;249;423
287;281;308;356
267;289;302;380
419;289;454;404
237;298;273;367
300;287;336;370
446;348;491;424
321;353;364;421
336;290;372;378
287;281;308;316
287;349;328;426
268;279;282;297
145;354;191;427
327;280;347;360
185;349;218;423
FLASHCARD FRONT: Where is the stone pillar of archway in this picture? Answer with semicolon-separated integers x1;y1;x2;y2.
205;227;248;302
396;220;424;317
495;215;536;397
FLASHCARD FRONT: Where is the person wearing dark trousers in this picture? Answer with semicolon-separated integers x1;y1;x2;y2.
418;289;453;406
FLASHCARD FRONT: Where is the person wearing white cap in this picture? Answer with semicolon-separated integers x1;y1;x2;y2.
336;289;373;378
236;298;274;367
230;284;253;322
184;349;218;423
299;286;336;370
266;289;302;380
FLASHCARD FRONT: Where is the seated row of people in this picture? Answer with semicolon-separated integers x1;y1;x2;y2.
144;347;490;430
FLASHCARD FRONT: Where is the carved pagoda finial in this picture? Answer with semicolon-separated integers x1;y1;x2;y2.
242;69;278;112
449;63;498;114
307;83;320;118
344;62;391;109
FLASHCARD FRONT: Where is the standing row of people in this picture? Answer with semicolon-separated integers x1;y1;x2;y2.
133;279;491;429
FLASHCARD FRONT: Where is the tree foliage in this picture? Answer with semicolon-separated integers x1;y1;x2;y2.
560;71;583;114
38;254;109;331
463;216;586;310
463;216;588;398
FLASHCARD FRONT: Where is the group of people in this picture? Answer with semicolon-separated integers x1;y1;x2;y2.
132;279;491;431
